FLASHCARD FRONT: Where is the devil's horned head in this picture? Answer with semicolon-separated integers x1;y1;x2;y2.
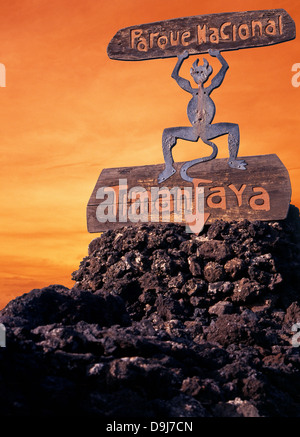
190;58;213;85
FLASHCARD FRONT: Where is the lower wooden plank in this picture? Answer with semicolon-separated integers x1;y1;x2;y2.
87;154;291;233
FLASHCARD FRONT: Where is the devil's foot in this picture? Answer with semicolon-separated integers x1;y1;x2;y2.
228;159;247;170
158;166;176;183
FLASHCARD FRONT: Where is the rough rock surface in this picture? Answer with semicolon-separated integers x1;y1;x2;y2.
1;207;300;417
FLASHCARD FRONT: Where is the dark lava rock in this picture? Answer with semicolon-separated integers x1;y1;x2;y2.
203;262;225;283
1;207;300;417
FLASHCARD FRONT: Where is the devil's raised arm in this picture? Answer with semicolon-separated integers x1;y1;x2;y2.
206;50;229;93
171;51;194;94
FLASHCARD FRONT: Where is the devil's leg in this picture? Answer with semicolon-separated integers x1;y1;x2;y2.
205;123;247;170
159;129;177;183
227;124;246;169
158;127;198;183
227;123;240;160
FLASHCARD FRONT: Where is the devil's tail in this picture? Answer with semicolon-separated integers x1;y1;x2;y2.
180;140;218;182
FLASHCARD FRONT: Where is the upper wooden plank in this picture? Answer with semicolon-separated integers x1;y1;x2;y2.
107;9;296;61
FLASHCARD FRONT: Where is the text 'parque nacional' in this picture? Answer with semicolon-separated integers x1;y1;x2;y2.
107;9;296;60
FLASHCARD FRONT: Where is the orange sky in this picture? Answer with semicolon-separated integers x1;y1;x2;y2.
1;0;300;309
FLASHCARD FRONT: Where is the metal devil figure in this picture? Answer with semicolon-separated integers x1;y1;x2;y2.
87;9;295;233
158;49;246;184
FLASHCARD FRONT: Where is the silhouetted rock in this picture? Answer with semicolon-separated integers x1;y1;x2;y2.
1;206;300;416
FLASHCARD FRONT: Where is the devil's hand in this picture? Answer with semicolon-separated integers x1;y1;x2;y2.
208;49;220;57
178;50;189;61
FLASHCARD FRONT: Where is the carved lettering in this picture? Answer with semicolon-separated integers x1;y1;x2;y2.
126;13;290;55
131;29;142;48
149;32;159;48
137;39;148;52
181;31;192;46
228;184;246;207
97;181;273;221
249;187;271;211
157;35;168;50
197;24;207;44
252;20;263;36
151;187;171;222
220;22;231;40
207;187;226;209
265;19;276;35
238;23;250;40
89;155;291;233
170;31;180;46
109;10;295;60
279;15;283;34
209;27;219;44
232;24;237;41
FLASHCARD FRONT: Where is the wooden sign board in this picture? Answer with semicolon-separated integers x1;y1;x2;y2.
87;154;291;233
107;9;296;61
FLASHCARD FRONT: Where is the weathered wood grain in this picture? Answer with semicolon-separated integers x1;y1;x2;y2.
107;9;296;61
86;154;291;233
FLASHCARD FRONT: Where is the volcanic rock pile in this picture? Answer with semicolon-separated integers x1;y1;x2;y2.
1;207;300;416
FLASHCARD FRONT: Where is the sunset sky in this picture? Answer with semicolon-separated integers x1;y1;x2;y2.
1;0;300;309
